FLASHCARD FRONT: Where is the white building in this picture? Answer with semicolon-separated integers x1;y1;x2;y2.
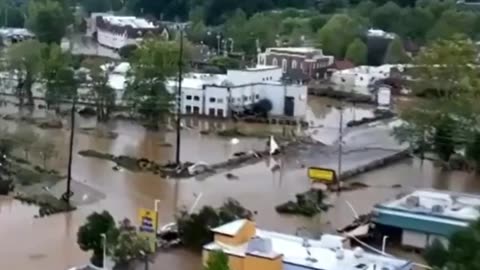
88;13;168;50
203;219;413;270
108;64;307;119
330;64;407;95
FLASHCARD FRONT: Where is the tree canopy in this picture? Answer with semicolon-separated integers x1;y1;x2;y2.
125;38;187;129
204;250;230;270
394;36;480;164
384;37;409;64
317;14;361;58
26;0;67;44
345;38;367;65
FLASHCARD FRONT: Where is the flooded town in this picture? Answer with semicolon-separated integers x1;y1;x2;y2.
1;1;480;270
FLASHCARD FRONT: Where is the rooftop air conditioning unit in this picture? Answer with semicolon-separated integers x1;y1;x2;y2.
336;248;345;260
431;204;444;214
353;247;364;259
405;196;420;208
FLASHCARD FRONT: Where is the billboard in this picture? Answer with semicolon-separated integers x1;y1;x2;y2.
308;167;336;184
138;208;158;252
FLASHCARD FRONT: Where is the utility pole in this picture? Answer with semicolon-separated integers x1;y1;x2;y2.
175;28;184;166
337;104;344;192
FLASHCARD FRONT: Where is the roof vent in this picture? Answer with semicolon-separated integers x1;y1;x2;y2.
246;237;273;254
432;204;444;214
336;248;345;260
450;195;459;204
405;196;420;208
353;247;364;258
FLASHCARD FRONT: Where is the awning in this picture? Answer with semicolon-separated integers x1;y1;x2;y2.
344;224;370;238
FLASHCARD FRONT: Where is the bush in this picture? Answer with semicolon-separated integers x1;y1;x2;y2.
176;199;252;250
119;44;138;59
423;239;448;268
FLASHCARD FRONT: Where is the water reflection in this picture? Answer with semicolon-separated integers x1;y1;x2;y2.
0;96;479;269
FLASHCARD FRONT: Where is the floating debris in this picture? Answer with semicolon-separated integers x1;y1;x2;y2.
225;173;239;180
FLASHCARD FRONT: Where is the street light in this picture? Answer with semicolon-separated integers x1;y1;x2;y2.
154;199;161;213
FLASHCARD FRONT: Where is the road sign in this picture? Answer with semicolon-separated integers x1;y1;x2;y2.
308;167;336;185
138;208;158;252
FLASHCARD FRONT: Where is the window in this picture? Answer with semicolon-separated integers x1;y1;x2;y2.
300;62;304;70
272;57;278;66
217;98;223;103
209;108;215;116
282;59;288;73
186;95;192;100
243;96;248;101
209;97;216;103
255;94;260;100
217;109;224;117
292;60;297;69
193;106;200;114
237;98;242;102
194;96;200;101
186;105;192;113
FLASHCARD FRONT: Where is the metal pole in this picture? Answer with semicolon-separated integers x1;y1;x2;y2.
337;104;343;191
175;29;184;166
64;98;75;204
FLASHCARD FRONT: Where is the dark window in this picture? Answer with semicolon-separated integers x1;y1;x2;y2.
217;109;224;117
209;97;216;103
209;108;215;116
243;96;248;101
193;106;200;114
186;95;192;100
194;96;200;101
217;98;223;103
186;105;192;113
255;94;260;100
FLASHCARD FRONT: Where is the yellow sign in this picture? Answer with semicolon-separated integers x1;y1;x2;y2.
137;208;158;252
308;167;336;183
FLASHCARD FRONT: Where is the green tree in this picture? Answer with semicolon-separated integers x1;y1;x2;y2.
119;44;138;60
371;1;403;33
345;38;367;65
427;10;477;41
77;211;117;267
82;59;116;121
317;14;360;58
423;239;448;268
187;21;207;44
6;40;46;107
110;219;150;266
177;199;252;250
125;38;184;129
309;15;329;33
395;36;480;163
401;7;435;41
318;0;347;13
42;44;77;110
26;0;66;44
81;0;112;14
384;37;409;64
423;219;480;269
353;0;377;17
204;250;230;270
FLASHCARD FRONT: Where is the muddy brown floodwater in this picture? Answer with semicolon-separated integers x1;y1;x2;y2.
0;96;479;270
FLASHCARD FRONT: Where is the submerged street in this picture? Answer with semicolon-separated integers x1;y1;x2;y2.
0;97;479;269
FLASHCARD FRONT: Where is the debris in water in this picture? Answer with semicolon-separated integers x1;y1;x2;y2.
392;184;402;188
225;173;239;180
